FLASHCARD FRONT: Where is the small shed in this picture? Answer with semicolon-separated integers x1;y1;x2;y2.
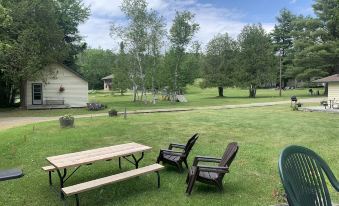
24;64;88;109
313;74;339;100
102;74;113;91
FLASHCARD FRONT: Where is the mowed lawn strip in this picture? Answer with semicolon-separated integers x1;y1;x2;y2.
0;86;323;117
0;105;338;206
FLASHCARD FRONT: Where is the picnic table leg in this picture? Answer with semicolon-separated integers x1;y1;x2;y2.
121;152;145;169
132;152;144;169
156;171;160;188
75;194;80;206
56;168;67;199
48;171;53;186
119;157;121;169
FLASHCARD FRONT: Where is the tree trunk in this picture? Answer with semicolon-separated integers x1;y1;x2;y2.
249;84;256;98
136;52;146;102
173;53;182;97
132;84;137;102
218;87;224;97
20;80;27;108
324;83;328;96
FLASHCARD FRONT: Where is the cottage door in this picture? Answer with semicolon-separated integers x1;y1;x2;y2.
32;83;43;105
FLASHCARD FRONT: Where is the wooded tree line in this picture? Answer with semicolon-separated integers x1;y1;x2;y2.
80;0;338;100
271;0;339;93
1;0;338;106
0;0;89;107
202;0;339;97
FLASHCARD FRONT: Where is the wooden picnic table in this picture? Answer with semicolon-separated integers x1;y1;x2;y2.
46;142;152;198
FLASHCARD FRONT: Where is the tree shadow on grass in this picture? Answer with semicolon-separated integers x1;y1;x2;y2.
202;96;277;100
202;94;313;100
190;181;242;195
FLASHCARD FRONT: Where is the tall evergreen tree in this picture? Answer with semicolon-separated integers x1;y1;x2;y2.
202;33;238;97
238;24;276;98
55;0;90;69
271;9;296;86
289;0;339;88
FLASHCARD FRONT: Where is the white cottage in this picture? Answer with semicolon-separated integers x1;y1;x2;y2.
24;64;88;109
102;74;113;91
314;74;339;101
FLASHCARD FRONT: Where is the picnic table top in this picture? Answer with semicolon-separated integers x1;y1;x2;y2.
46;142;151;169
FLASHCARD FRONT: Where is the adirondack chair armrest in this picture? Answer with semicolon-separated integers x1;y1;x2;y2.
160;149;185;157
325;170;339;192
193;156;222;166
168;143;186;150
318;155;339;192
197;165;229;173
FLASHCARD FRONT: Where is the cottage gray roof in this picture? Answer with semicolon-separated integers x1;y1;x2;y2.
313;74;339;83
102;74;114;80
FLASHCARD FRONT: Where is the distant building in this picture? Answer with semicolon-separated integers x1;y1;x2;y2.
102;74;113;91
24;64;88;109
314;74;339;100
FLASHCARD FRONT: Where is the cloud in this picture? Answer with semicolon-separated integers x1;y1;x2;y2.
79;0;275;50
290;0;297;4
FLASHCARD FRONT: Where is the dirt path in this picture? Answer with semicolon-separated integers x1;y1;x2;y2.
0;98;323;131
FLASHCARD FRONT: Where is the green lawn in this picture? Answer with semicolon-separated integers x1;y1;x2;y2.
0;105;338;205
0;86;324;117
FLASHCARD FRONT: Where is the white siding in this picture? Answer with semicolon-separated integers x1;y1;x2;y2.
26;64;88;107
328;82;339;101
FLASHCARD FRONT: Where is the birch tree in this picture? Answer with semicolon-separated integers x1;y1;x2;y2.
111;0;165;102
147;10;166;103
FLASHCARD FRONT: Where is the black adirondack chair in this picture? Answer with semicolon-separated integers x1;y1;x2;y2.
156;133;199;172
185;142;239;195
279;145;339;206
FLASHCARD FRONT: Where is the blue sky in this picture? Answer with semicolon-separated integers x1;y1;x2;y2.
79;0;314;51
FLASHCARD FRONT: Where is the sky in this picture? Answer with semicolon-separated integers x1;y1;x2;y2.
79;0;315;51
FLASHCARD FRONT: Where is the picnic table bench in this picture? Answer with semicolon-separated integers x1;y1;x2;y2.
62;164;163;205
42;142;162;205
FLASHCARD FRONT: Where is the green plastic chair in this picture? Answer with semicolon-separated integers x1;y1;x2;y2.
278;145;339;206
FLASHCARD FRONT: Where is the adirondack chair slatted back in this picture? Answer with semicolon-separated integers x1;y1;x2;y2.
219;142;239;168
279;145;337;206
215;142;238;180
183;133;199;157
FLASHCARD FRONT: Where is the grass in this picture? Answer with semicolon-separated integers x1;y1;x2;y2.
0;86;324;117
0;105;338;205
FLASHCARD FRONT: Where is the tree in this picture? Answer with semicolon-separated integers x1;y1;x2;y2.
169;11;199;94
55;0;90;69
77;48;116;90
0;0;68;107
272;9;296;56
237;24;276;98
202;33;238;97
289;16;328;81
111;42;131;95
0;0;89;107
111;0;165;102
180;41;202;88
271;9;296;87
147;10;166;101
0;3;14;106
284;0;339;94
